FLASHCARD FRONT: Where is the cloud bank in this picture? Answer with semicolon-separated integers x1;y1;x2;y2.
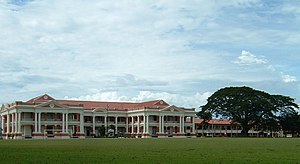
1;0;299;107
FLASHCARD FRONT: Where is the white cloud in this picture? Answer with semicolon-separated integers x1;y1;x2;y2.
1;0;299;105
66;91;212;109
282;74;297;83
234;50;267;65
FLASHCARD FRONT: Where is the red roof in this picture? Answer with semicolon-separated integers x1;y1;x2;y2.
58;99;169;110
26;94;169;111
194;118;233;125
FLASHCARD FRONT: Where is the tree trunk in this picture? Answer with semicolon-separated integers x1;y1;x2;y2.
241;124;250;137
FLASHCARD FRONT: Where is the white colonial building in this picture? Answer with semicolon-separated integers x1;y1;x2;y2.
1;94;197;139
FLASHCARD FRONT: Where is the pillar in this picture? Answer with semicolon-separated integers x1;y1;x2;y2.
143;115;146;133
62;113;65;133
66;113;68;133
161;116;164;134
38;112;41;133
7;114;10;138
1;115;4;133
104;116;107;129
34;112;37;133
182;116;185;134
18;112;21;133
92;115;95;134
137;116;140;134
126;117;129;133
11;113;14;134
159;115;162;133
14;113;18;133
131;116;134;133
115;116;118;134
7;114;10;134
80;113;84;134
179;116;182;133
146;115;149;134
192;116;195;134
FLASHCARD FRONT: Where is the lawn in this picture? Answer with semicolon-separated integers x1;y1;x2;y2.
0;138;299;163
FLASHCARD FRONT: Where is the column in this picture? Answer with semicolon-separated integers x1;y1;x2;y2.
66;113;69;133
38;112;41;133
1;115;4;133
179;116;182;133
161;116;164;134
7;114;10;135
92;115;95;135
146;115;149;134
62;113;65;133
137;116;140;134
182;116;185;134
104;116;107;129
18;112;21;133
80;113;84;134
126;117;129;133
143;115;146;133
159;115;162;133
131;116;134;133
115;116;118;134
34;112;37;132
11;113;14;134
192;116;195;134
14;113;18;133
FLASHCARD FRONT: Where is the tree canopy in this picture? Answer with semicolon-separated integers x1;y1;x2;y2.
199;86;299;136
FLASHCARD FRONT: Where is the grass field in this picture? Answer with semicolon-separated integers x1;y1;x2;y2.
0;138;300;163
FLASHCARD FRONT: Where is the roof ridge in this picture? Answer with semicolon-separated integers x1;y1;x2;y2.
58;99;166;104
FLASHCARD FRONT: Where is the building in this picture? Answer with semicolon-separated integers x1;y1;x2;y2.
1;94;197;139
194;118;280;137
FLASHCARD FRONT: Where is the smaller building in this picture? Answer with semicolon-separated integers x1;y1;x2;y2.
194;118;276;137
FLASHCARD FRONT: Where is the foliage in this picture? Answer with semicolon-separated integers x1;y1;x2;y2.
279;111;300;136
200;86;299;136
99;125;106;137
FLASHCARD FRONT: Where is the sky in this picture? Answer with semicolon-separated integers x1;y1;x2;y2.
1;0;300;110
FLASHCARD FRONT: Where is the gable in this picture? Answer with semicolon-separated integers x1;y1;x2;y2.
160;105;185;112
153;100;169;106
35;100;68;109
27;94;55;103
92;108;108;113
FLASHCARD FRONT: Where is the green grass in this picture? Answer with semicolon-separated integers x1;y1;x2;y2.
0;138;300;163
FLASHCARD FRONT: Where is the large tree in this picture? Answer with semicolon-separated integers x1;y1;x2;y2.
200;86;299;136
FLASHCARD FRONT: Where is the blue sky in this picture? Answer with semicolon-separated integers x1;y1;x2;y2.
1;0;299;109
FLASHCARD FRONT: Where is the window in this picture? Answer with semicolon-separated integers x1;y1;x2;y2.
84;116;92;122
109;117;114;122
47;113;54;120
57;113;61;120
119;117;125;122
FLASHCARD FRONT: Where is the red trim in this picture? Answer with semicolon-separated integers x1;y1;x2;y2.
32;133;44;136
54;133;69;137
173;133;185;136
75;133;85;136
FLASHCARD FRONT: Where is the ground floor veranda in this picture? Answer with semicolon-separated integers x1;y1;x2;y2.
2;113;196;139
